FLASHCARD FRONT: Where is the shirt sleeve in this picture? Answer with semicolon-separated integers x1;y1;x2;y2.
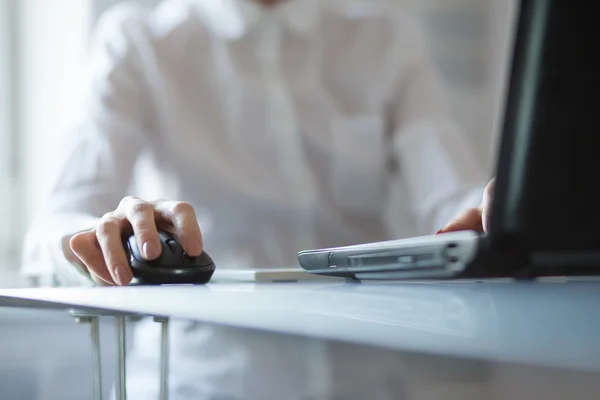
384;17;488;236
21;5;156;286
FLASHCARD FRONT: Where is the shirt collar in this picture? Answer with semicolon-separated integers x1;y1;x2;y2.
191;0;320;40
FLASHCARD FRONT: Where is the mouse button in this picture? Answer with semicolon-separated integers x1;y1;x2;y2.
182;253;206;267
191;251;214;267
158;231;173;242
182;253;196;262
156;239;183;267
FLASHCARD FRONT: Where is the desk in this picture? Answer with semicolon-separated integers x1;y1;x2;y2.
2;280;600;399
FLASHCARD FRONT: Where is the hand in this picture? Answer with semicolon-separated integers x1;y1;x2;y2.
69;197;203;285
437;178;495;234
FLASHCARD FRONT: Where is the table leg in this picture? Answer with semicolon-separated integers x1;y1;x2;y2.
90;316;103;400
154;317;170;400
115;315;127;400
72;313;103;400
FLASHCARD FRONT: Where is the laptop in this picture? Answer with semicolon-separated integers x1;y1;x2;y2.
298;0;600;281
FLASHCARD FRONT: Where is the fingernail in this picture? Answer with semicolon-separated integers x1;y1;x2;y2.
187;239;202;256
435;229;444;235
143;241;160;259
114;266;131;286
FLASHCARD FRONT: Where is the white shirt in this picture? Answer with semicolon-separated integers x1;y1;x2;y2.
22;0;487;398
23;0;485;285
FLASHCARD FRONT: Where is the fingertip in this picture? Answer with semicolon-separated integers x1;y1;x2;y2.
155;199;203;256
114;266;133;286
185;238;203;257
90;270;115;286
132;228;161;261
81;257;116;286
142;240;161;260
177;226;203;257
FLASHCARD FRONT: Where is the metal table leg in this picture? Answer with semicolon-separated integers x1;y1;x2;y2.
154;317;170;400
116;315;127;400
71;311;169;400
90;316;103;400
72;312;103;400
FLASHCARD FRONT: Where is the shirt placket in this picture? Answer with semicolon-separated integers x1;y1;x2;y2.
259;18;317;257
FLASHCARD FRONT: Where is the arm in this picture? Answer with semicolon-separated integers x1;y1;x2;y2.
384;18;488;236
21;6;155;286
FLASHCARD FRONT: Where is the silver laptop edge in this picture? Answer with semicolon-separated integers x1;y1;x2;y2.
297;231;481;279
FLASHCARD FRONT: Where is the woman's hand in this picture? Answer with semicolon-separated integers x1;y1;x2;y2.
437;178;495;234
69;197;203;286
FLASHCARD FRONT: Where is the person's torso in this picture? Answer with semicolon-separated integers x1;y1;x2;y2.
116;3;423;399
127;0;422;267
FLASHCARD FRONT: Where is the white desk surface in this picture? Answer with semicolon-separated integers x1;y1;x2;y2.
1;279;600;373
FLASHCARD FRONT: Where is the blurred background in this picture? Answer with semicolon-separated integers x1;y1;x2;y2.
0;0;516;287
0;0;516;398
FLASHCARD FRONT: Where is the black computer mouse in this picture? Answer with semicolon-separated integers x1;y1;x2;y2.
124;231;215;285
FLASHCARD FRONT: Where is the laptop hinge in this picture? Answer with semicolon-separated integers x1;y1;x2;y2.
532;251;600;267
524;251;600;277
481;233;600;278
465;233;531;279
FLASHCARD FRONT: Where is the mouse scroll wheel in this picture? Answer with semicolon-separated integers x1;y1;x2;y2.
166;239;182;253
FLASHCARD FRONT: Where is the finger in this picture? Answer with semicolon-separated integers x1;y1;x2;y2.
70;231;115;285
120;196;161;260
153;200;203;256
96;213;133;285
437;207;484;234
481;178;495;232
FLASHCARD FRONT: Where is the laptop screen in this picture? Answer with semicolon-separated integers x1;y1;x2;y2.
490;0;600;251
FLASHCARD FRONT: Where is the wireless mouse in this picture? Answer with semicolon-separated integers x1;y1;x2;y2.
124;231;215;285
